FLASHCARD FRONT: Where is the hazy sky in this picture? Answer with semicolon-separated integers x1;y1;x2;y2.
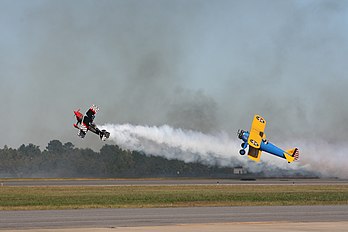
1;0;348;150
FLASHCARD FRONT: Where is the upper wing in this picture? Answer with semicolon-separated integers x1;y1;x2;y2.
248;146;262;162
247;115;266;149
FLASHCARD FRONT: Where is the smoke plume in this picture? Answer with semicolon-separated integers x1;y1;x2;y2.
102;123;238;165
101;123;348;178
100;123;312;176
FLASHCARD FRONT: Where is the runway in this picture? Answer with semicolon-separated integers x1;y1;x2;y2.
1;205;348;230
1;178;348;186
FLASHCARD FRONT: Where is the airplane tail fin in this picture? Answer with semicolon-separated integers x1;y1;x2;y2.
283;148;299;163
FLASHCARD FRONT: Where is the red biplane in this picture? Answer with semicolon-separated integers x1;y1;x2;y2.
73;105;110;141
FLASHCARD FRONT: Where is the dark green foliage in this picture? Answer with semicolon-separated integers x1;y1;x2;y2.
0;140;234;178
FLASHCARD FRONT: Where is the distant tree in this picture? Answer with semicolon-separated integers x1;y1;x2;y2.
63;142;75;152
0;146;20;177
18;143;41;157
100;144;132;176
46;140;64;153
72;148;102;177
16;143;42;175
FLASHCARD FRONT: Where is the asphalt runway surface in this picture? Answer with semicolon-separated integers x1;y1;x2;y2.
1;205;348;230
1;178;348;186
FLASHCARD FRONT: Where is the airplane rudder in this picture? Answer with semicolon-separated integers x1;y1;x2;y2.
285;148;299;161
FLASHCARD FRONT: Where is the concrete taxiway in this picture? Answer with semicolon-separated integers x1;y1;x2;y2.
2;222;348;232
1;205;348;230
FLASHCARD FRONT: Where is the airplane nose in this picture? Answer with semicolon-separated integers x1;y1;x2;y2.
238;130;244;139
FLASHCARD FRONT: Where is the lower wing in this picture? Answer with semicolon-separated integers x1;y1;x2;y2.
248;146;262;162
88;124;110;141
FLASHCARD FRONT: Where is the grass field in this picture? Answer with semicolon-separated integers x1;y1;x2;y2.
1;185;348;210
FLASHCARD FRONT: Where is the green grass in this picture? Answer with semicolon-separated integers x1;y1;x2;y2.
0;185;348;210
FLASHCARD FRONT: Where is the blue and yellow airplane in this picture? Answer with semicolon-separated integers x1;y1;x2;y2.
237;115;299;163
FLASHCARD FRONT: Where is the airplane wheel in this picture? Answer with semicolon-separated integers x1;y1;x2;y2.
241;143;246;148
239;149;246;155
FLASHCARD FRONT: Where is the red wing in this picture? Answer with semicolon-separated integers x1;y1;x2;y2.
74;110;83;122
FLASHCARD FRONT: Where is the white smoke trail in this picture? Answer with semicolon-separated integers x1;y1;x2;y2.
100;123;307;174
101;123;241;166
286;140;348;179
99;123;348;178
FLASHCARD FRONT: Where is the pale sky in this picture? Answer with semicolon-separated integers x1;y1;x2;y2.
1;0;348;150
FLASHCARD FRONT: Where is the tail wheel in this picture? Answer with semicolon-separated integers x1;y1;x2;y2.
239;149;246;155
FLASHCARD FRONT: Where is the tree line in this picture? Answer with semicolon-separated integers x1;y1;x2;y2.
0;140;236;178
